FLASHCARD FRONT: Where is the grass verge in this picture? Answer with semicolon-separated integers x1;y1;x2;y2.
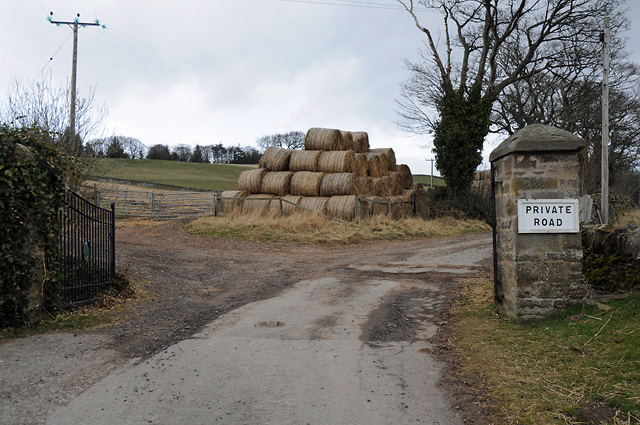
452;276;640;424
187;212;491;245
0;273;139;342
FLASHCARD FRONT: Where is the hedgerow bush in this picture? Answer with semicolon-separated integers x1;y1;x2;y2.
0;126;70;327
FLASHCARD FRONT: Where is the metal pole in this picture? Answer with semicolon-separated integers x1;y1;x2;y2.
601;17;610;225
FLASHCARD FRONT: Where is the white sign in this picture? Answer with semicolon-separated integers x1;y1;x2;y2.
517;199;580;233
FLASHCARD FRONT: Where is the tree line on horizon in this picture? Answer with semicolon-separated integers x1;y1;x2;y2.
81;130;306;165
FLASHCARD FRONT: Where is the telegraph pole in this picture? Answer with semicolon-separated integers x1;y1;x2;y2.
601;17;610;225
48;12;103;136
425;158;434;188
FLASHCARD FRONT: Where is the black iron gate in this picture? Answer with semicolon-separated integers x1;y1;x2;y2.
59;190;115;307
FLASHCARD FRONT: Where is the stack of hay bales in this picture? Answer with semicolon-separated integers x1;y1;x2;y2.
225;127;415;220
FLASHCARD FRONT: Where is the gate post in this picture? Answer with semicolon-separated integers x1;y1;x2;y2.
489;124;586;322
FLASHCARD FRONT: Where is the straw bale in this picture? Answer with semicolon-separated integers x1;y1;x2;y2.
372;197;392;216
388;196;413;219
260;171;294;195
317;151;356;173
340;131;353;152
326;196;357;221
281;195;303;215
220;190;249;213
305;128;343;151
370;148;397;171
319;173;357;197
357;176;374;197
388;172;405;196
298;196;329;215
358;198;374;217
355;153;369;177
372;176;392;196
289;150;321;172
237;168;268;193
351;132;369;153
267;195;303;215
243;194;275;214
259;146;292;171
290;171;324;196
365;153;385;178
396;164;413;189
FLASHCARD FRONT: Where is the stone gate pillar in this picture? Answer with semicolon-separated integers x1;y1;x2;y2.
489;124;586;322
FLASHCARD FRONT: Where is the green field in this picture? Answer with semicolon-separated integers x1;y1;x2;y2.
91;159;444;191
92;159;255;191
413;174;445;187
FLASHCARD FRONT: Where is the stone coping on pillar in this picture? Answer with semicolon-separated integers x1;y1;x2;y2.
489;124;586;163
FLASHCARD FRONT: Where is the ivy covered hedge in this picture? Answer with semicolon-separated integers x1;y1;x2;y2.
0;126;71;327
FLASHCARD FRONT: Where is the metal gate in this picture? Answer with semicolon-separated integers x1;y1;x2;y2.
96;189;216;220
59;190;115;307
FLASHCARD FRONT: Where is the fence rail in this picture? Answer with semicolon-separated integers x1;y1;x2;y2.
59;190;115;307
97;190;217;220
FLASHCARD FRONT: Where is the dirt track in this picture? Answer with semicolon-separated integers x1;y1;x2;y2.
0;221;494;425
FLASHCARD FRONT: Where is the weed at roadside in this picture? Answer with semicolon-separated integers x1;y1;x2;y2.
451;276;640;424
187;212;491;245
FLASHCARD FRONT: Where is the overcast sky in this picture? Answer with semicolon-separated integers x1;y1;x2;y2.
2;1;639;175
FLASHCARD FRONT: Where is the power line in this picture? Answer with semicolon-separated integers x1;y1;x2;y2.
37;32;73;77
280;0;432;11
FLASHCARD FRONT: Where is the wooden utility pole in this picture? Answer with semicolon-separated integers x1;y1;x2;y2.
426;158;435;187
48;12;103;136
601;17;610;224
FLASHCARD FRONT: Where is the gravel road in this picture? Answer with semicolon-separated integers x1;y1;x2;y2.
0;221;493;424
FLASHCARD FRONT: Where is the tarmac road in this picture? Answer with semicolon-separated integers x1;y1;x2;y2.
45;234;492;425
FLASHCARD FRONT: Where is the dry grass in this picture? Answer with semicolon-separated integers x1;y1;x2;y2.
450;276;640;424
187;213;490;245
616;209;640;227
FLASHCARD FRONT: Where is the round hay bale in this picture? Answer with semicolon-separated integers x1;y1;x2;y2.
220;190;250;213
357;176;374;196
358;197;374;217
365;153;385;178
289;150;321;172
340;131;353;151
354;153;369;177
298;196;329;215
281;195;303;216
290;171;324;196
389;195;413;219
372;196;392;216
259;146;292;171
388;172;405;196
326;195;357;221
319;173;357;197
243;194;275;214
317;151;356;173
351;132;369;153
237;168;268;193
305;128;343;151
267;195;303;215
370;148;397;171
260;171;294;195
396;164;413;189
372;176;392;196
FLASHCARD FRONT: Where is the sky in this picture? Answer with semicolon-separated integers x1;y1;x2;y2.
1;0;639;176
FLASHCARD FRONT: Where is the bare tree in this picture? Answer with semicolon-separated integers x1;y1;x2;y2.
0;72;108;156
396;0;623;194
256;131;305;150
